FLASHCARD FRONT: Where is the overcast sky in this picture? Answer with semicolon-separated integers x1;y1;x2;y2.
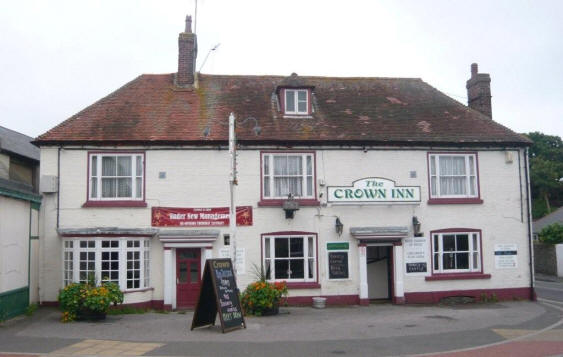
1;0;562;139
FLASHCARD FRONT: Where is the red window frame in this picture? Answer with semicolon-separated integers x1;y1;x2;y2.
426;151;483;204
258;151;320;207
83;151;147;208
426;228;490;281
281;88;312;115
260;231;321;289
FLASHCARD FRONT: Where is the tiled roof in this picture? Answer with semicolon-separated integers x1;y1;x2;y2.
0;126;40;160
35;73;530;146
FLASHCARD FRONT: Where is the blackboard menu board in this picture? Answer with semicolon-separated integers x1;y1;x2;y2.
191;259;245;333
328;251;349;279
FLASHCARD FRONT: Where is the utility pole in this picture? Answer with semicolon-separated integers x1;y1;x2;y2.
228;113;237;277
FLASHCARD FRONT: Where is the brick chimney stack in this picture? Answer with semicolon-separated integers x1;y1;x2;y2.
176;15;197;87
466;63;492;118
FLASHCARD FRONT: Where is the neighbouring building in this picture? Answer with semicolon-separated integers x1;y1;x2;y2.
0;126;41;319
34;16;534;309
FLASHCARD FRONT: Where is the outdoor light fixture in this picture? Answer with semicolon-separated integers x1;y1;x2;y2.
335;217;344;236
412;216;422;237
282;194;300;219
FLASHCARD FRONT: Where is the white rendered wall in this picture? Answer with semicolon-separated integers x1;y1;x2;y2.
38;146;531;302
0;196;29;293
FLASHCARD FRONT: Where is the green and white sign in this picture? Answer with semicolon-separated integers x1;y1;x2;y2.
327;177;420;204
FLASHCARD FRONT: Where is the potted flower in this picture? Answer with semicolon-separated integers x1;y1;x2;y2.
240;280;288;316
58;277;124;322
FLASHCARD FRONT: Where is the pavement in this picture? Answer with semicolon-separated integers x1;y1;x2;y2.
1;299;563;357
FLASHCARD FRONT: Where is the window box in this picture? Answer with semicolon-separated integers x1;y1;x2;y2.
430;229;484;278
63;238;150;291
427;152;482;204
260;152;317;203
261;232;318;284
86;152;145;205
283;89;310;115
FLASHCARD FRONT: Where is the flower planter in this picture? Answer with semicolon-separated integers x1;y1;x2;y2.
260;304;280;316
76;309;107;321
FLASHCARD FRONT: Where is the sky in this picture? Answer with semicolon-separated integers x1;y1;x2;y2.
1;0;562;139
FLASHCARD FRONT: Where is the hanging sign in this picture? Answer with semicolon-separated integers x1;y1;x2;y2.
191;259;246;333
152;206;253;227
404;237;429;274
495;244;517;269
327;177;420;204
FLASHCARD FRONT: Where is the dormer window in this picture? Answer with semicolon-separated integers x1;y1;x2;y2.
284;89;309;115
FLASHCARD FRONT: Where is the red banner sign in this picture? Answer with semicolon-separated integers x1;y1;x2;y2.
151;206;253;227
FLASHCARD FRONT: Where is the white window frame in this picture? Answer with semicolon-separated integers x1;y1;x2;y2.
432;231;481;273
262;234;317;283
429;153;479;199
284;89;309;115
261;152;315;199
326;242;350;281
62;238;150;291
88;152;144;201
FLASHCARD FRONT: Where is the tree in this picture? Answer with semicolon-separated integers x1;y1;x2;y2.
525;132;563;219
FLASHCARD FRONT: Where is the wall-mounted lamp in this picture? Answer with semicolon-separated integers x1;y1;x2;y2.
335;217;344;236
282;194;300;219
412;216;422;237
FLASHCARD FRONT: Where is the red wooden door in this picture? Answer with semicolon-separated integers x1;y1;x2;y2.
176;248;201;308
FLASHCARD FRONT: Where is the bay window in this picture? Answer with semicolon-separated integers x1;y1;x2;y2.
263;234;316;282
63;238;150;291
89;153;144;201
432;231;481;273
428;153;479;200
262;152;315;200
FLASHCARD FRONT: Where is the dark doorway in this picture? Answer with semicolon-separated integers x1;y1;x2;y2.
366;246;392;300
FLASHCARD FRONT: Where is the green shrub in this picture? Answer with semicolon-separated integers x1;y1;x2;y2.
539;223;563;244
240;281;288;316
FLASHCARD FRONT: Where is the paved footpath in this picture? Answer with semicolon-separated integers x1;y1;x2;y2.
1;300;562;356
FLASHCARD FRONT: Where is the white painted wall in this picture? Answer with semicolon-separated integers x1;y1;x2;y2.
38;146;531;303
0;196;29;293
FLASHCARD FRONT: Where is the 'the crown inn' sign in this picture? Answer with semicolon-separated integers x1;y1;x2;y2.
328;177;421;204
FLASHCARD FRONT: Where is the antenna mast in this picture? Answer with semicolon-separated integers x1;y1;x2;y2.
194;0;198;33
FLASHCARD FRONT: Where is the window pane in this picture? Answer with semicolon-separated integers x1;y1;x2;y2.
434;253;439;270
308;237;314;257
274;260;289;279
430;156;436;175
298;90;307;101
456;253;469;269
433;235;439;252
443;235;455;251
190;262;198;283
264;177;270;197
440;177;467;195
456;234;469;251
306;177;312;196
290;259;304;279
443;253;455;270
472;234;478;251
308;258;314;279
275;238;289;258
469;156;475;175
91;156;97;176
274;156;287;175
285;91;295;112
306;155;312;175
431;177;436;196
136;178;142;198
290;238;304;257
117;178;132;197
264;155;269;175
298;100;307;113
136;156;142;176
117;156;132;176
470;177;476;196
102;156;116;176
265;260;271;280
102;178;116;197
90;178;97;198
265;238;270;258
287;156;302;175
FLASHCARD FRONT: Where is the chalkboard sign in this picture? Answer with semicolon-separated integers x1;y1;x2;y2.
406;262;427;273
328;251;349;279
191;259;246;333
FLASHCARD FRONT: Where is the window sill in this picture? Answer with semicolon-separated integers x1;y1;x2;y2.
427;198;483;205
285;282;321;289
258;199;320;207
123;287;154;294
425;273;491;281
283;114;313;119
83;200;147;208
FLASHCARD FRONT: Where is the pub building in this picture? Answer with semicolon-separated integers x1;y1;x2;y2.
34;16;534;309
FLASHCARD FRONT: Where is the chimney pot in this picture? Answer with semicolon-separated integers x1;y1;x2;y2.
185;15;192;33
471;63;478;77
